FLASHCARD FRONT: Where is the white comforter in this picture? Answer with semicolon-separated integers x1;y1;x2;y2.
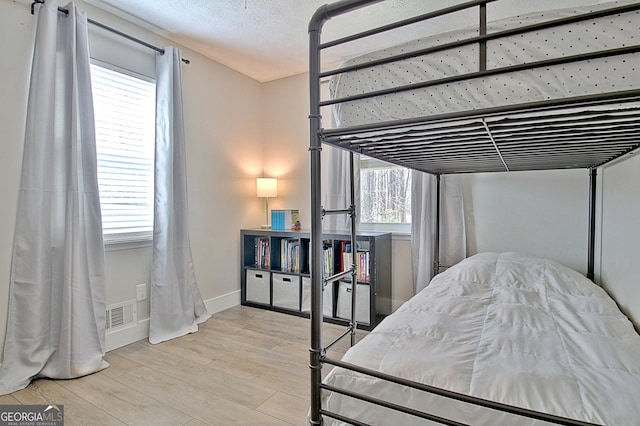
322;252;640;425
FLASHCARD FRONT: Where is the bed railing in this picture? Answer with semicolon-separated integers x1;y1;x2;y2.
320;356;602;426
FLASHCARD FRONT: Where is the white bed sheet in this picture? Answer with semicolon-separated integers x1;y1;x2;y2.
329;1;640;128
322;252;640;425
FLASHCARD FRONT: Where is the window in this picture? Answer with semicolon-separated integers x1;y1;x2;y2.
359;157;411;232
90;61;156;245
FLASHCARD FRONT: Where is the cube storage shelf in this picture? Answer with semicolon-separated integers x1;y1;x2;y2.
240;228;392;330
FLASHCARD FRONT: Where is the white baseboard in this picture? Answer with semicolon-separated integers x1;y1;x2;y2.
105;318;149;352
204;289;241;315
104;290;241;352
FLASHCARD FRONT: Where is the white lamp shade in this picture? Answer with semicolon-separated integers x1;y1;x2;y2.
256;177;278;198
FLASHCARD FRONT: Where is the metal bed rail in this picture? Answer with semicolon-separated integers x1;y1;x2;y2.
322;44;640;108
318;2;640;82
320;357;602;426
318;0;496;51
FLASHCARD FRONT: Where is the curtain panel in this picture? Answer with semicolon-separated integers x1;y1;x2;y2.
0;1;108;395
411;172;466;293
150;46;210;344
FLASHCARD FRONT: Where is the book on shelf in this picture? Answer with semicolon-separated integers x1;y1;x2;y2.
322;240;333;278
306;240;335;278
340;242;370;282
304;239;369;281
280;238;300;273
271;209;300;231
254;237;270;269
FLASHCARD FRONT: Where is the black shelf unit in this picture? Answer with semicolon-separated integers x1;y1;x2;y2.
240;228;392;330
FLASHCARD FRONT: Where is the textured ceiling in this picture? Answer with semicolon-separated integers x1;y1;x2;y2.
84;0;435;82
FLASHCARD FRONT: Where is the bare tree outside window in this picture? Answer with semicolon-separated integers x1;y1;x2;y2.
360;159;411;224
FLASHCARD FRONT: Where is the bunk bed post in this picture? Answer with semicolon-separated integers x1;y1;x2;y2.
348;151;358;346
587;167;597;281
308;3;384;424
433;174;441;278
308;9;324;426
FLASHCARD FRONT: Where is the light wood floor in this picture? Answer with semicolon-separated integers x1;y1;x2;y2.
0;306;363;425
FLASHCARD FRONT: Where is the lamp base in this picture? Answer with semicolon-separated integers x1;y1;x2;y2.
260;224;271;229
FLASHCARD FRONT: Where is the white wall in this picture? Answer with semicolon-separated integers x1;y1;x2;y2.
461;169;589;273
0;0;265;358
597;153;640;330
390;235;413;311
262;73;310;222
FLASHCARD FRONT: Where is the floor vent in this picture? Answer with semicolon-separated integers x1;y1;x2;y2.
106;300;137;332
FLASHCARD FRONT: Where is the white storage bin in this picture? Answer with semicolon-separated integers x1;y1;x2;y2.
302;277;333;317
246;269;270;305
273;273;300;310
336;281;370;324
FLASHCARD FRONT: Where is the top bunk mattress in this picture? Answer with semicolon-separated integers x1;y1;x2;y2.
322;252;640;425
323;1;640;174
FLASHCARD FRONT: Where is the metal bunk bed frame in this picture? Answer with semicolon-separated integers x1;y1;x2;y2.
308;0;640;424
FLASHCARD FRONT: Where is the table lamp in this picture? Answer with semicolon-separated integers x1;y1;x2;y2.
256;177;277;228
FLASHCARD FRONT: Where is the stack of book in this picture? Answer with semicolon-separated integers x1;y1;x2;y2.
306;240;369;280
280;238;300;273
323;241;334;278
254;237;270;269
340;242;370;282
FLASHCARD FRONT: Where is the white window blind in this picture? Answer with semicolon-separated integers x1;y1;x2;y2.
90;62;156;245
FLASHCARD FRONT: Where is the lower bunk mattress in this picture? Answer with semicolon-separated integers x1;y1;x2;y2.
321;252;640;425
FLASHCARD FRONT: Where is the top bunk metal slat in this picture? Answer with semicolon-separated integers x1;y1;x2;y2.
322;91;640;139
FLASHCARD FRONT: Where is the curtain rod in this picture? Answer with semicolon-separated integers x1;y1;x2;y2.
30;0;190;64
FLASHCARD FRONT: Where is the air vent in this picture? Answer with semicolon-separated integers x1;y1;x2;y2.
106;300;137;332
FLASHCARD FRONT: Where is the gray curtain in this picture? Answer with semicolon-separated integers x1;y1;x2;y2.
0;1;108;394
411;172;466;293
149;46;210;344
411;172;437;294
